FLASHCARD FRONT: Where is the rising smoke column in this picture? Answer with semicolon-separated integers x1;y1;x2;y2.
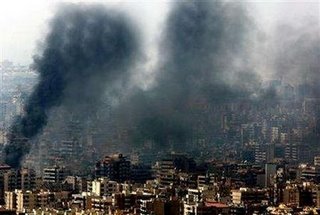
126;1;259;150
4;4;140;168
157;0;258;101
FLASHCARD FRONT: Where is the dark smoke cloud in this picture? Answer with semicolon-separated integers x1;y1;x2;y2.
272;21;320;97
121;1;260;150
4;4;140;168
158;1;258;99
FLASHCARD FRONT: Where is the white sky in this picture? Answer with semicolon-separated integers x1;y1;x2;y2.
0;0;319;65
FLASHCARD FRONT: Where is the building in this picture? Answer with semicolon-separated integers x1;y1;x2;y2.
89;196;113;212
285;143;298;163
43;166;67;184
113;193;136;210
0;164;13;204
265;163;277;188
198;201;229;215
283;184;313;207
300;165;320;183
131;164;153;183
314;156;320;166
60;140;80;158
91;177;118;197
3;168;36;192
4;191;16;210
184;189;202;215
197;174;215;189
157;154;196;187
95;154;131;183
255;144;275;163
153;198;181;215
16;190;36;213
37;190;55;209
231;188;267;205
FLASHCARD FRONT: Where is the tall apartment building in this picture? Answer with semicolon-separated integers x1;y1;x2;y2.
3;168;36;191
43;166;67;184
0;164;12;204
254;143;275;163
157;154;196;187
0;167;35;206
285;143;298;163
4;191;16;210
95;154;131;183
265;163;278;188
16;190;36;213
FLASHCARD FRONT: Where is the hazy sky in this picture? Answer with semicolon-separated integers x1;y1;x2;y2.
0;0;319;65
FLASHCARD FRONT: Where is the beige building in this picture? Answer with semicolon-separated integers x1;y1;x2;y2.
5;191;16;210
16;190;36;213
91;177;118;197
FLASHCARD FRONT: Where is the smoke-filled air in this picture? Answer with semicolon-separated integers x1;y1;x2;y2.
114;1;257;152
3;4;140;168
2;0;319;171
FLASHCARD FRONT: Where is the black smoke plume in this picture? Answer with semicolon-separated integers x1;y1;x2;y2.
119;1;260;151
4;4;140;168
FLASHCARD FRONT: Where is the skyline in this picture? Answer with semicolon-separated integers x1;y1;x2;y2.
1;0;319;169
0;1;319;214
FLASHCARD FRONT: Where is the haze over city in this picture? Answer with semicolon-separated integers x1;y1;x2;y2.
0;0;319;214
